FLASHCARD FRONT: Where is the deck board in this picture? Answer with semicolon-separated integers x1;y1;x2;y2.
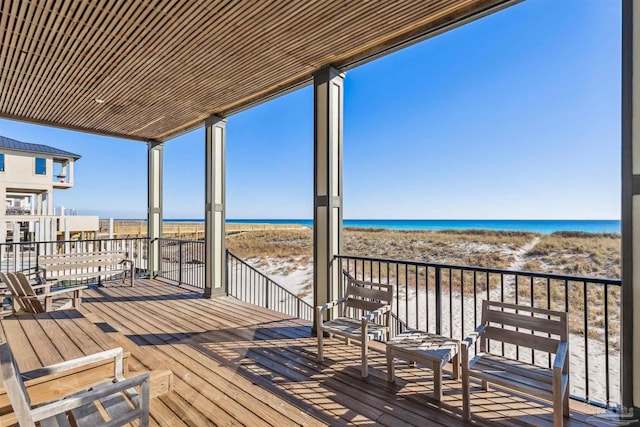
0;279;612;426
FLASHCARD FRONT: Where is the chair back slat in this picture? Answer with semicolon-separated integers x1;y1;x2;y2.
344;279;392;317
4;273;44;313
15;273;45;313
480;300;567;354
346;299;385;313
0;343;35;426
0;273;28;313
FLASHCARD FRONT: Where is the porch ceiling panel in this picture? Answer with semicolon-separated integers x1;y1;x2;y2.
0;0;517;142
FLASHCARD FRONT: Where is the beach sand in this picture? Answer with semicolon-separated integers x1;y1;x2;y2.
236;229;621;407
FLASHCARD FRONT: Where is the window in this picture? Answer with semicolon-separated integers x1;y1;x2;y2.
0;154;4;172
35;157;46;175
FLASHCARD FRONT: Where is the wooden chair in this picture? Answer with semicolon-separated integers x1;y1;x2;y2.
0;343;150;426
0;272;86;313
461;300;569;426
316;278;393;377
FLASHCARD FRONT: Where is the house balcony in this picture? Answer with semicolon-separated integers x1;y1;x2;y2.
0;237;624;426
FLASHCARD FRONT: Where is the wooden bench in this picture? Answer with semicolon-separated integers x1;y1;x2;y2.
38;251;135;287
461;300;569;427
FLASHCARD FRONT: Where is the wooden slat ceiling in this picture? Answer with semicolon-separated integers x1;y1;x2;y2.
0;0;518;142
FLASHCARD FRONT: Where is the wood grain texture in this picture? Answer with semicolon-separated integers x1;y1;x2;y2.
0;280;606;426
0;0;516;141
462;300;570;427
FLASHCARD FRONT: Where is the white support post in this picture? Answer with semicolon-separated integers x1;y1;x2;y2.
68;161;74;186
47;218;55;254
148;142;163;278
0;186;5;216
204;116;227;298
0;222;5;269
313;67;344;327
12;222;21;268
622;0;640;413
64;218;70;254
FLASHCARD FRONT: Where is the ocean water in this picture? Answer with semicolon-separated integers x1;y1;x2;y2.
168;219;621;234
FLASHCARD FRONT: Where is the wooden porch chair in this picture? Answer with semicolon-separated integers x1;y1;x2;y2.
0;272;86;313
0;343;150;426
316;278;393;377
461;300;569;427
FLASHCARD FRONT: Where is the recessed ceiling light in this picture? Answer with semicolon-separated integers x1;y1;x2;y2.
95;98;105;104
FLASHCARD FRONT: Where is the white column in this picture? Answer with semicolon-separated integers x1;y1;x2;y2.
0;222;5;268
12;222;21;268
47;217;55;254
313;67;344;325
148;142;163;277
37;219;45;256
68;161;74;185
622;0;640;411
47;190;53;215
204;116;226;298
0;186;5;216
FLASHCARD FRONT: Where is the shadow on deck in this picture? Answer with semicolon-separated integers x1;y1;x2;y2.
2;279;611;426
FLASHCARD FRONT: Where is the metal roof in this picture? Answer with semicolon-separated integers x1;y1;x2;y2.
0;0;520;142
0;135;81;160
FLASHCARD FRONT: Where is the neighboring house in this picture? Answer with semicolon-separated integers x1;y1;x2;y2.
0;135;99;243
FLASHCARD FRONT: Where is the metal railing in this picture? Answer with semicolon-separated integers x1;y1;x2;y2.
227;251;314;321
155;241;313;321
0;237;149;282
157;238;205;288
336;254;622;409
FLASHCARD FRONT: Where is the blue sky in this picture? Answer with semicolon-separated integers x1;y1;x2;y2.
0;0;621;220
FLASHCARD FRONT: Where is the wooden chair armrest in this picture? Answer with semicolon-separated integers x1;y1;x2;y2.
44;285;88;297
461;324;486;350
553;341;569;373
22;286;87;301
317;297;347;313
21;347;125;381
362;305;391;323
29;372;149;422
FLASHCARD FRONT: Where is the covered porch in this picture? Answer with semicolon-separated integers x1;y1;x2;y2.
0;0;638;423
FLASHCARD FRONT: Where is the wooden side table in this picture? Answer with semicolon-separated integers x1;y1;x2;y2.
386;330;460;401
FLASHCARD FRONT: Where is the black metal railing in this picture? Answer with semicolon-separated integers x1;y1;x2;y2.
227;251;313;321
157;238;205;288
0;237;149;282
336;254;621;408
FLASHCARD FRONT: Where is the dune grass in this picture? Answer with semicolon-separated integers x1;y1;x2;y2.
226;227;622;346
227;228;537;269
521;232;620;279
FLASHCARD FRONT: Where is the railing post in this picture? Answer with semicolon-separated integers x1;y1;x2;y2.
265;279;270;309
435;266;442;335
225;250;229;294
178;240;183;286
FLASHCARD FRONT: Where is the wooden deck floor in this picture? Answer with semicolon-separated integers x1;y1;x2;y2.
3;279;612;426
